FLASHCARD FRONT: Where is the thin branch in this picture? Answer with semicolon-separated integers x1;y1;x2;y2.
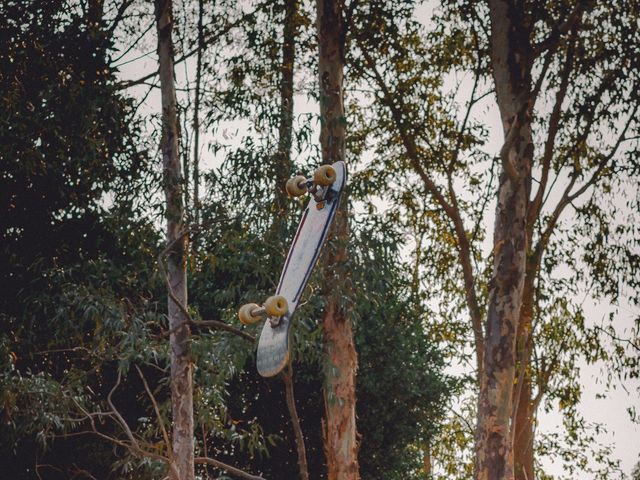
535;102;638;257
357;47;454;214
356;41;485;376
449;29;484;172
531;47;554;105
529;31;576;226
106;370;140;451
118;8;261;90
135;365;173;461
533;3;585;56
194;457;266;480
282;363;310;480
111;22;155;64
155;217;257;344
191;319;255;342
106;0;136;35
594;325;640;353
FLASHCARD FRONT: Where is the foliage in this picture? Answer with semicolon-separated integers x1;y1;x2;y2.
2;0;637;478
0;0;453;478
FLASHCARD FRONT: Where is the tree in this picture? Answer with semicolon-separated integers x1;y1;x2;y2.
347;0;639;478
317;0;360;478
0;1;168;478
154;1;194;479
0;1;454;478
475;1;533;478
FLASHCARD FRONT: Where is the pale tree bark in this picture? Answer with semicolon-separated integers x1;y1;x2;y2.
476;1;533;479
155;2;195;480
317;1;360;479
512;273;535;480
511;28;577;480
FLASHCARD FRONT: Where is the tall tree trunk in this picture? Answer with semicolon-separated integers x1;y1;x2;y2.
317;1;360;479
476;1;533;479
273;0;298;221
512;272;535;480
272;2;310;478
155;2;195;480
192;0;204;228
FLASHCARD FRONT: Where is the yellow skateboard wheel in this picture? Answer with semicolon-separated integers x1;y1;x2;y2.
264;295;288;317
286;175;308;197
238;303;261;325
314;165;336;186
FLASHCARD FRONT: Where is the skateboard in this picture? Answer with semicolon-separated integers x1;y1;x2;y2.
238;161;347;377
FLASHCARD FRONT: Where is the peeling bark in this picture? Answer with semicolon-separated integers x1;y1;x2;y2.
155;1;194;479
317;0;360;478
477;1;533;479
512;274;535;480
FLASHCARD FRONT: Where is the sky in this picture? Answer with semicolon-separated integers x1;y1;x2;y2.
113;1;639;477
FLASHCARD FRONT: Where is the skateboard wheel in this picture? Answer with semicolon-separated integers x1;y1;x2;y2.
264;295;288;317
238;303;261;325
286;175;308;197
313;165;336;186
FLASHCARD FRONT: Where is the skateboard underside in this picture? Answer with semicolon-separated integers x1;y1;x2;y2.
256;161;346;377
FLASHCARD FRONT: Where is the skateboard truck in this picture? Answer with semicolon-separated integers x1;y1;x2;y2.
238;295;289;328
243;161;346;377
285;164;337;204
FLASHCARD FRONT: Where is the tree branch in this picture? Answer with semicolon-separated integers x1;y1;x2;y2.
529;32;576;226
191;319;255;342
535;102;638;257
194;457;265;480
156;228;255;344
357;43;485;376
136;365;173;462
118;8;261;90
282;363;309;480
533;3;585;56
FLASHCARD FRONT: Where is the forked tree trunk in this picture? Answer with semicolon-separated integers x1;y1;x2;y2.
512;273;535;480
155;2;195;479
476;1;533;479
317;1;360;479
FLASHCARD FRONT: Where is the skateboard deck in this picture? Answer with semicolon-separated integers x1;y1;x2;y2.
256;161;346;377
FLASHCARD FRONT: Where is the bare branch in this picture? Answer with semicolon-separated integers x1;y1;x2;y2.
135;365;173;461
111;22;155;64
356;41;485;376
535;102;638;257
118;8;261;90
594;325;640;353
194;457;266;480
106;370;140;451
529;33;576;226
106;0;136;35
191;319;255;343
282;363;309;480
533;3;585;56
531;47;554;104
